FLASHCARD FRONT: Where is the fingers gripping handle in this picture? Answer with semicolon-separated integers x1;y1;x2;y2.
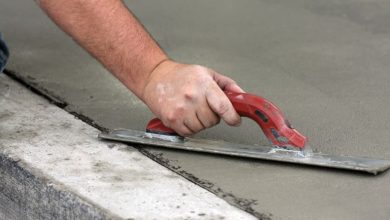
146;91;307;149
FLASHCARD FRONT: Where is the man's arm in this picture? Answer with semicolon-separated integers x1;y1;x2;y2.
37;0;243;136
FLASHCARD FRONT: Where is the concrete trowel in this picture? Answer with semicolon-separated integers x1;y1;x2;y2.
99;91;390;175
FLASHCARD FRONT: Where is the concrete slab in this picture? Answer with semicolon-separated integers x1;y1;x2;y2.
0;74;256;220
2;0;390;219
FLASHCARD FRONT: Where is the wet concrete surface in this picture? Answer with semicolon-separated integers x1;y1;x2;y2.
2;0;390;219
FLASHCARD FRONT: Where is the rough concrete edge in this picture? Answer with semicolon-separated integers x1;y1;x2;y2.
0;148;123;220
3;69;271;220
139;149;272;220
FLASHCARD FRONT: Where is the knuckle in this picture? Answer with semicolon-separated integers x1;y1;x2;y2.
196;123;205;131
192;65;205;72
192;65;211;76
216;102;230;115
174;104;185;113
213;117;221;126
191;127;202;133
205;119;217;128
184;90;196;100
166;112;177;123
204;122;214;128
203;115;220;128
165;105;188;126
203;121;212;128
186;120;202;132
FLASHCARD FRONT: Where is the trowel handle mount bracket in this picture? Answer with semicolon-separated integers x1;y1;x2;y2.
146;91;307;148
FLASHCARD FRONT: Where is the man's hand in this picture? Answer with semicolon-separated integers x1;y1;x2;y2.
142;60;244;136
38;0;243;136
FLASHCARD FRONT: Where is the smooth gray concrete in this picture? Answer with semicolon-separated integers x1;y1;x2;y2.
2;0;390;219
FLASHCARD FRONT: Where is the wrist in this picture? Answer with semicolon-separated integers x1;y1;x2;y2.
139;58;177;102
120;51;168;99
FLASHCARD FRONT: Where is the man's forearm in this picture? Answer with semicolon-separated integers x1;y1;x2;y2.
37;0;243;135
37;0;168;98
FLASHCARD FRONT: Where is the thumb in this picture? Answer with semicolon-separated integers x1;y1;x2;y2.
212;72;245;93
224;83;245;93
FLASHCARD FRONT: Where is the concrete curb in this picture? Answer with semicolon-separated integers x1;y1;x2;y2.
0;153;120;220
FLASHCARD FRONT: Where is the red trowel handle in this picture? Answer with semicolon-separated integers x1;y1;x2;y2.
146;91;307;149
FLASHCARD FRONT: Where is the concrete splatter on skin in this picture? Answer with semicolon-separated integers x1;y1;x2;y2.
155;83;180;107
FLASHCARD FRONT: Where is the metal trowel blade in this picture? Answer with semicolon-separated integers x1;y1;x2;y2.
98;129;390;175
